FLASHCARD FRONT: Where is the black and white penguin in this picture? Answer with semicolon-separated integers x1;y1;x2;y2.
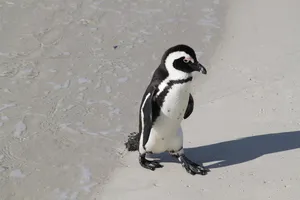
125;44;210;175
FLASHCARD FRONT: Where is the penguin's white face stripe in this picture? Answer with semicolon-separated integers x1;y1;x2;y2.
165;51;194;79
156;51;193;97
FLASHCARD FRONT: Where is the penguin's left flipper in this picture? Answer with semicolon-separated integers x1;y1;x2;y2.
183;94;194;119
141;86;157;150
140;86;164;171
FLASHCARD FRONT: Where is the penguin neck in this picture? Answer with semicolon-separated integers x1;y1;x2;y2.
167;72;193;82
156;74;193;98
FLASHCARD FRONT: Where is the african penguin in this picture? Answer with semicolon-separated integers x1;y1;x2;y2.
125;44;210;175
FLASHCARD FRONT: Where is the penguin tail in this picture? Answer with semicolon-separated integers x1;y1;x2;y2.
124;131;140;151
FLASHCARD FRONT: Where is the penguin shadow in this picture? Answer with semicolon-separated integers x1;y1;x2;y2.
149;131;300;169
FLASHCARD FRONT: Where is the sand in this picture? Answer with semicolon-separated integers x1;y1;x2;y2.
94;0;300;199
0;0;223;199
1;0;300;199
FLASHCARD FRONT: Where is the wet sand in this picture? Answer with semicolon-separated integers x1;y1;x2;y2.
0;0;224;199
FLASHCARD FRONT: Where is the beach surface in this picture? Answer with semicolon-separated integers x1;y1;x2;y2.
95;0;300;199
0;0;223;199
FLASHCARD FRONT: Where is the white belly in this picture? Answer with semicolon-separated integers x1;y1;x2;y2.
142;82;191;154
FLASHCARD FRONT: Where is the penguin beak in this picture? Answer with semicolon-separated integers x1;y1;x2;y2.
190;62;207;74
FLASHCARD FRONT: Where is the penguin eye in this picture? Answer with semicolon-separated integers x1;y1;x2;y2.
183;59;190;63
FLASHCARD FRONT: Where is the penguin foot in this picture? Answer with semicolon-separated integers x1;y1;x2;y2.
139;154;163;171
177;154;210;175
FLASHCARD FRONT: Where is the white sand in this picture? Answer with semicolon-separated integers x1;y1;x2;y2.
94;0;300;199
0;0;223;199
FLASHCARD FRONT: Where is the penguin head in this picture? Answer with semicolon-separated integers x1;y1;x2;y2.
161;44;207;79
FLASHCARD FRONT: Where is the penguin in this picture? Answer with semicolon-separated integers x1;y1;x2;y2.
125;44;210;175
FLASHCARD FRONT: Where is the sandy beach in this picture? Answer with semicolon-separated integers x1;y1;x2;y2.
0;0;223;199
95;0;300;199
1;0;300;199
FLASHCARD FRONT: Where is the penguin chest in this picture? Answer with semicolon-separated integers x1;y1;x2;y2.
143;83;191;153
160;83;191;120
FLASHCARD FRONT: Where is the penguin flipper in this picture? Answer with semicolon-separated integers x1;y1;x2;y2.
141;86;157;148
125;86;157;152
139;87;165;171
183;93;194;119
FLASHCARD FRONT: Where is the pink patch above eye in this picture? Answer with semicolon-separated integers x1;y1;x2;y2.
184;57;193;62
